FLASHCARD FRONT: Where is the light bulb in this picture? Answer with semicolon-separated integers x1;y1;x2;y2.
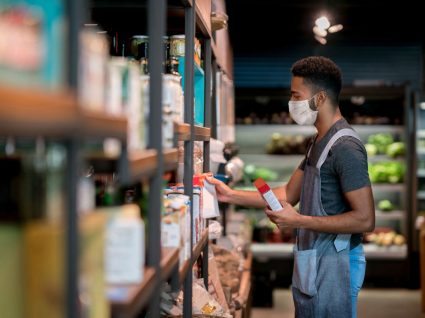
329;24;344;33
314;35;327;45
315;16;330;30
313;26;327;37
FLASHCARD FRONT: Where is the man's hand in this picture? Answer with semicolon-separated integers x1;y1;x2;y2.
264;201;303;229
206;177;234;203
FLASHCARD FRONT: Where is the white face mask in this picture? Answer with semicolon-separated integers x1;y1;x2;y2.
288;95;318;126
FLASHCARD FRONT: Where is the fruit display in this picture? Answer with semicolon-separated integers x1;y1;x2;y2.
366;231;406;247
377;199;394;212
244;164;278;182
368;161;406;183
265;133;311;155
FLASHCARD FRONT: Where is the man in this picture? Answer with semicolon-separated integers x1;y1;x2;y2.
207;56;375;317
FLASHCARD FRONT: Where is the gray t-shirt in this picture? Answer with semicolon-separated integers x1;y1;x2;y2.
299;118;371;249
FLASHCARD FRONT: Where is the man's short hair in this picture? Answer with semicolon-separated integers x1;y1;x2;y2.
291;56;342;105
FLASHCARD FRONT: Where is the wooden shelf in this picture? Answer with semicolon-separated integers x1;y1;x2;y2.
87;148;178;178
195;0;212;39
179;229;209;283
161;247;180;281
176;123;210;141
0;85;127;140
129;149;158;181
164;148;179;171
108;267;157;317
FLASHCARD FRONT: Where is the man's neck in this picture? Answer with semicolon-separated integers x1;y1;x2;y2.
315;107;343;141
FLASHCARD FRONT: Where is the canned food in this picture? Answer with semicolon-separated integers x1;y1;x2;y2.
170;35;185;57
130;35;149;59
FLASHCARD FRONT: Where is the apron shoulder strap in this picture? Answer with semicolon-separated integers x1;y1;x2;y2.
316;128;361;169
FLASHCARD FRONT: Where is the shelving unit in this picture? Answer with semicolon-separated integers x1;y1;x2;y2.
108;267;157;317
0;0;236;317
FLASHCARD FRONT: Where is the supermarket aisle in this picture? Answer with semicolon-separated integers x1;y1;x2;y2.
251;288;425;318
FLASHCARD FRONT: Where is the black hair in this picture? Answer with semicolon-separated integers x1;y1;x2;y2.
291;56;342;105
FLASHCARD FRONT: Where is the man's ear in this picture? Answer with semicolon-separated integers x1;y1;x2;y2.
315;91;327;108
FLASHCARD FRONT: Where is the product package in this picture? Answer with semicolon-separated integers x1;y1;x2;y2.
105;204;145;284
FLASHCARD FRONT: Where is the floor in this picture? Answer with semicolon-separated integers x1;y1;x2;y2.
251;288;425;318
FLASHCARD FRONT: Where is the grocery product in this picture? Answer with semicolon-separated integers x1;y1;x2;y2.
254;178;282;211
386;142;405;158
265;133;309;155
79;28;108;111
365;143;378;157
0;1;65;88
366;230;406;247
377;199;394;212
368;161;406;183
244;164;278;182
367;134;394;154
105;205;145;284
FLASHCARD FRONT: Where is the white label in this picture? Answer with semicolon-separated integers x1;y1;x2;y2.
105;218;144;284
263;190;282;211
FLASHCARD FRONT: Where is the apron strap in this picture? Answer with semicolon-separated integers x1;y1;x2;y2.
316;128;361;169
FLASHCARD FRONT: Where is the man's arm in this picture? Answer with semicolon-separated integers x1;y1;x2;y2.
206;166;304;208
265;186;375;233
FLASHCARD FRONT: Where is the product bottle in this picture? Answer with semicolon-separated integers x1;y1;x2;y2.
253;178;283;211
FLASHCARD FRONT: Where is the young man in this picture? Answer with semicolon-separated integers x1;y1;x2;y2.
207;56;375;317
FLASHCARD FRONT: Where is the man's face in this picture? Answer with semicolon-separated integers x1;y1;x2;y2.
290;76;313;101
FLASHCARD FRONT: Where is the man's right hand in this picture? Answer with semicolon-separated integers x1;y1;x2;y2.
206;177;234;203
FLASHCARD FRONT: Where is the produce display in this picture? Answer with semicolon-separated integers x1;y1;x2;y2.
365;134;405;158
265;133;310;155
377;199;395;212
365;231;406;247
244;164;278;182
368;161;405;183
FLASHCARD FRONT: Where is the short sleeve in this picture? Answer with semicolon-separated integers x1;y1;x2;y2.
332;137;371;193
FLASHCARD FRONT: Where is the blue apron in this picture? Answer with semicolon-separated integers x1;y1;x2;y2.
292;128;361;317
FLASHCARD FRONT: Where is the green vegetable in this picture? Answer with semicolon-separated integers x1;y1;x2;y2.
368;161;405;184
367;134;394;154
386;142;405;158
378;200;394;212
244;164;278;182
365;143;378;157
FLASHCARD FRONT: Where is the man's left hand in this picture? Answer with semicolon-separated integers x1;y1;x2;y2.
264;201;304;229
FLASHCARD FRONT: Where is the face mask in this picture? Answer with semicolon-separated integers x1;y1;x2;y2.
288;95;318;126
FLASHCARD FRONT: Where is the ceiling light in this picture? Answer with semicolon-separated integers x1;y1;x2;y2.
313;26;327;37
315;16;330;30
328;24;344;33
314;35;327;45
